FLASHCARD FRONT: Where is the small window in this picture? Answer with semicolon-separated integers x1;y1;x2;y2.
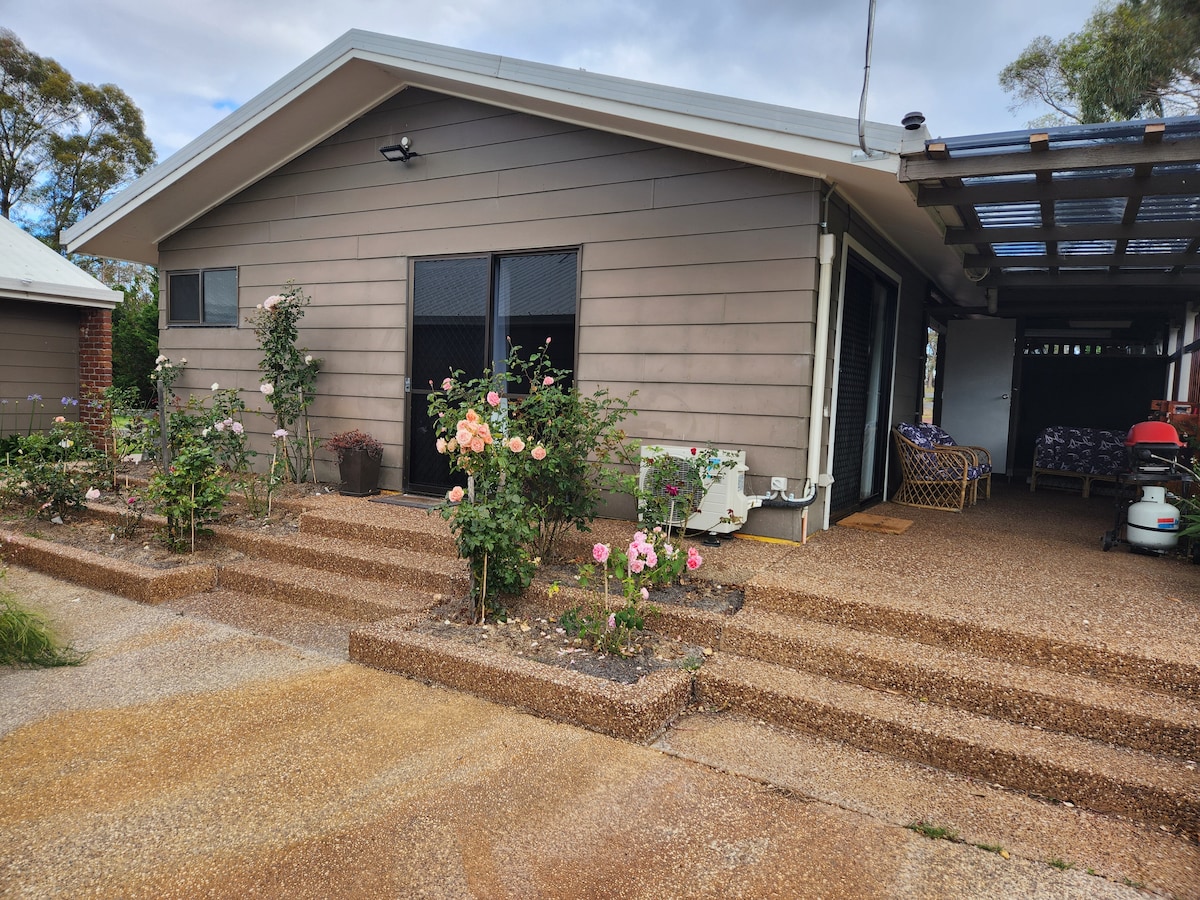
167;268;238;325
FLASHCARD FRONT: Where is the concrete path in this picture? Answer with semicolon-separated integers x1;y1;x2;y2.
0;568;1142;899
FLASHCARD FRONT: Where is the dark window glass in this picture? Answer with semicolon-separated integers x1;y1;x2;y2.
494;252;577;389
168;268;238;326
168;273;201;323
411;257;489;388
203;269;238;324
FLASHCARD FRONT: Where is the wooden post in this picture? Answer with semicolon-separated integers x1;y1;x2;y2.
157;378;170;468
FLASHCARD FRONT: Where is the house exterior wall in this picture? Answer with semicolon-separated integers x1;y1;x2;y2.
155;88;878;539
0;300;81;436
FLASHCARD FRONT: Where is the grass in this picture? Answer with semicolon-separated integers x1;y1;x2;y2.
907;821;960;842
1047;857;1074;871
0;571;86;668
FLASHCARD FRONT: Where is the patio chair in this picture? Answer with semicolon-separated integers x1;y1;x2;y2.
891;422;986;512
919;423;993;501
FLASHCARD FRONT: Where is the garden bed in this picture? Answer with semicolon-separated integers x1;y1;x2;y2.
350;616;695;742
0;529;218;604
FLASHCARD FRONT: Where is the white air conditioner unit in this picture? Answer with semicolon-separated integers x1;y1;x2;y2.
638;445;762;534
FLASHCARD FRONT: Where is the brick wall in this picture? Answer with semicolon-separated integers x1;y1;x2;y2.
79;308;113;440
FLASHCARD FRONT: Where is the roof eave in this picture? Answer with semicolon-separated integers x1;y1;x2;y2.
65;30;978;304
0;276;123;309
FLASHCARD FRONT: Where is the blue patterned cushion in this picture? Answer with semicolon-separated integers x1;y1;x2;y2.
1035;425;1127;475
1089;430;1126;475
922;424;991;475
897;421;935;449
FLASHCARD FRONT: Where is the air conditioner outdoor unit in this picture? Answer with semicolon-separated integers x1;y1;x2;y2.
638;445;761;534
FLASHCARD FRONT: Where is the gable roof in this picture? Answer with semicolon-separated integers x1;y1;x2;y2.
64;30;980;303
0;216;122;309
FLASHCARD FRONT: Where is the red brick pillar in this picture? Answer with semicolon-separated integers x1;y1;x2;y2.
79;307;113;442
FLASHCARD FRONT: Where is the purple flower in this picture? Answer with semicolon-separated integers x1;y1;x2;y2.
27;394;41;402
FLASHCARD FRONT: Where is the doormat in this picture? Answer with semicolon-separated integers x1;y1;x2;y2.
368;494;442;510
837;512;913;534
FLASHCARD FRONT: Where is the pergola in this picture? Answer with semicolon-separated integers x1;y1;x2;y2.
900;117;1200;404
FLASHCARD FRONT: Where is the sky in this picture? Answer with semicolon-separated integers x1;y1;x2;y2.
2;0;1104;164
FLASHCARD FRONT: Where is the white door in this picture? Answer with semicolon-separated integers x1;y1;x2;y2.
941;318;1016;474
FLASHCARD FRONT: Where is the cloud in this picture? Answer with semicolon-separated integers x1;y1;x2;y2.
3;0;1102;160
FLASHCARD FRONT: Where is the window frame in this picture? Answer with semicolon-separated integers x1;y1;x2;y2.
166;267;240;326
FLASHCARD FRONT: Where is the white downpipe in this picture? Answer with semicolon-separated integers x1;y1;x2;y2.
803;231;838;542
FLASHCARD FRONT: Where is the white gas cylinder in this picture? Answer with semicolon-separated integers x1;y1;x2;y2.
1126;485;1180;551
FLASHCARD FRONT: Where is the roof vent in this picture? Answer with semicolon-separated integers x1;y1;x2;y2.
901;111;926;130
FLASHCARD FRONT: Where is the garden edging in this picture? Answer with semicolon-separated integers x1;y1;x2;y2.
0;529;217;603
349;618;695;742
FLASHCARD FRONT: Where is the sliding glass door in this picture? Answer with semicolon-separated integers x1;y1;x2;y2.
406;250;578;493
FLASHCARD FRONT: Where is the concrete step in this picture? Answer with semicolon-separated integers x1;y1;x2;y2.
218;558;438;624
297;500;457;556
654;710;1200;898
722;609;1200;758
744;581;1200;699
163;589;360;658
696;653;1200;837
212;525;469;597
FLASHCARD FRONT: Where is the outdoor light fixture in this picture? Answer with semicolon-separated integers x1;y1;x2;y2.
380;136;419;162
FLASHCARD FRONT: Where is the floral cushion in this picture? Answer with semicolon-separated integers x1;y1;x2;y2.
1034;425;1126;475
897;421;935;449
900;422;992;476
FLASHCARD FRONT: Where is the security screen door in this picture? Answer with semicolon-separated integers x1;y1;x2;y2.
406;250;578;494
829;258;897;519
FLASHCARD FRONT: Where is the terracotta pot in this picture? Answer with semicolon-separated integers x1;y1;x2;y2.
338;448;382;497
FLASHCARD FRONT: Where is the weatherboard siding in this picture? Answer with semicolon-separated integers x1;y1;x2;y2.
158;88;820;534
0;301;80;435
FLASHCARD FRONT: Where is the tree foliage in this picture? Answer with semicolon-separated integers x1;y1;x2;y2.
110;273;160;406
1000;0;1200;124
0;27;154;243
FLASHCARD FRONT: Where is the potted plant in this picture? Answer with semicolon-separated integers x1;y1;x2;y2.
324;429;383;496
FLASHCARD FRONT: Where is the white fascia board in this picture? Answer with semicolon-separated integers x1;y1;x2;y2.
0;276;122;309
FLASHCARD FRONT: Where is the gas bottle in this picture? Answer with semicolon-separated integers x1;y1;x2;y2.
1126;485;1180;551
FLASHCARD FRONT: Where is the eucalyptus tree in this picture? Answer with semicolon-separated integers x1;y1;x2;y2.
1000;0;1200;125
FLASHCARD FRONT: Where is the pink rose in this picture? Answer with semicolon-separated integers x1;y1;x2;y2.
447;485;465;503
686;556;702;571
531;445;546;461
54;416;66;423
630;559;645;574
469;436;485;453
487;391;501;407
593;543;610;564
507;436;526;453
436;438;447;454
442;377;453;391
543;376;554;386
640;587;649;601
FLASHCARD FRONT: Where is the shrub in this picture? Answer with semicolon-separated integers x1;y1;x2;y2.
427;340;636;618
1;418;105;519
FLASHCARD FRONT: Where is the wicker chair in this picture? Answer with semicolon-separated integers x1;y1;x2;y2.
920;423;993;502
891;423;985;512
